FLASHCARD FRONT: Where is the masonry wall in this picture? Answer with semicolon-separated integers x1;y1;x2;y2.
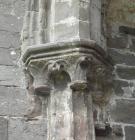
0;0;134;140
0;0;47;140
98;0;135;140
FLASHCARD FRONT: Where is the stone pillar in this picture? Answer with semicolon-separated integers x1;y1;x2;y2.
21;0;114;139
71;81;95;140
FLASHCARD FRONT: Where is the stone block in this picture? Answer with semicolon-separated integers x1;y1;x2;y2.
119;26;135;36
55;1;76;23
96;125;123;140
113;80;129;96
0;0;14;15
79;1;90;21
130;38;135;51
13;0;25;17
79;21;90;40
54;21;79;42
0;66;23;86
113;79;134;97
0;31;20;49
108;49;135;66
0;48;19;65
110;99;135;124
125;126;135;140
0;117;8;140
116;66;135;80
8;118;47;140
96;136;123;140
0;14;21;33
0;86;28;116
107;35;128;49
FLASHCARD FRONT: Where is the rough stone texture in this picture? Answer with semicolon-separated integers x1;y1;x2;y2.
108;49;135;66
125;126;135;140
107;35;128;49
8;118;47;140
110;99;135;124
106;1;135;139
116;66;135;80
0;117;8;140
0;0;134;139
0;66;22;86
0;86;28;116
113;79;134;97
130;38;135;51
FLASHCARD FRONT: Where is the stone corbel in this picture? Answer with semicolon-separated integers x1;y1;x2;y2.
22;40;114;139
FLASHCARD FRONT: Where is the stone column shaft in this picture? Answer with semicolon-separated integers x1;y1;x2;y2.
21;0;114;139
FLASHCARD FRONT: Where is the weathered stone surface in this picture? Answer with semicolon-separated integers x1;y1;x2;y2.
119;26;135;35
96;136;123;140
107;0;135;27
0;117;8;140
130;38;135;51
0;66;23;86
112;125;123;137
110;99;135;124
8;118;47;140
125;126;135;140
0;0;24;16
96;125;123;140
107;35;128;49
108;49;135;66
0;86;28;116
0;48;19;65
0;14;22;33
0;31;20;49
113;80;134;97
116;66;135;80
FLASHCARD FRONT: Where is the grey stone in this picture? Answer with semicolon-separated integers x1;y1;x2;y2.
0;31;20;49
130;38;135;51
13;0;25;17
79;21;90;40
0;86;28;116
112;125;123;137
0;117;8;140
113;80;134;97
108;49;135;66
110;99;135;124
125;126;135;140
0;66;23;86
119;26;135;36
8;118;47;140
0;14;21;33
113;80;129;96
116;66;135;80
55;2;75;23
96;125;123;140
0;48;19;65
96;136;123;140
107;35;128;49
79;1;90;21
54;23;79;42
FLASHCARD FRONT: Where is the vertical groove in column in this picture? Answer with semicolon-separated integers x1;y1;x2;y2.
21;0;31;48
38;0;47;44
29;0;39;45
